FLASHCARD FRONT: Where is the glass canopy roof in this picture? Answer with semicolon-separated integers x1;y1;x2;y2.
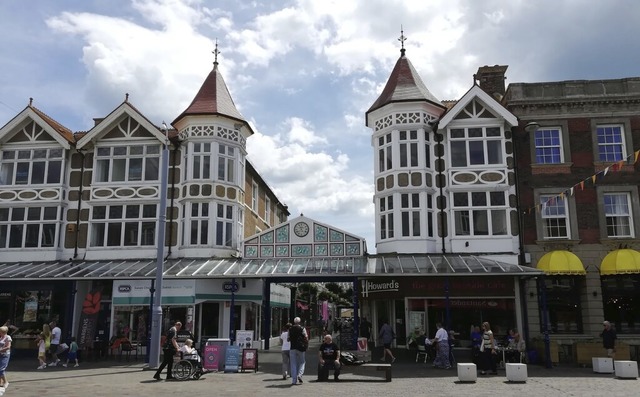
0;255;541;281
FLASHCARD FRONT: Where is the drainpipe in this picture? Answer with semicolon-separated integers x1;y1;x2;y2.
73;150;85;259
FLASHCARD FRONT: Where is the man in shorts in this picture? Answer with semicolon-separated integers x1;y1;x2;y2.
49;321;62;366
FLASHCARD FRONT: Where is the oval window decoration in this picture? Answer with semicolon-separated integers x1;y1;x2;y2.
452;171;478;184
479;171;505;183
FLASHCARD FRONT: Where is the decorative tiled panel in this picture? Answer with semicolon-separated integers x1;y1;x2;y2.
346;243;361;255
314;224;328;242
330;243;344;256
345;234;359;242
276;245;289;257
245;245;258;258
246;237;258;244
260;231;274;244
292;244;312;257
260;246;274;257
276;225;289;243
314;244;328;256
330;229;344;242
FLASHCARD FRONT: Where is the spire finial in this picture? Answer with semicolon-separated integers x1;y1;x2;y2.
125;93;129;102
29;97;33;106
398;25;407;57
213;39;220;69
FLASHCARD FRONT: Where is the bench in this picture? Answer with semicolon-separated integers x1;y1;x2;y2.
341;363;392;382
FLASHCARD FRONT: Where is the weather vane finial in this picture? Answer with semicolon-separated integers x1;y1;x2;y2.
213;39;220;69
398;25;407;56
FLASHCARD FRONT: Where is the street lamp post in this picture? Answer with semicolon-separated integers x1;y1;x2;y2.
148;122;169;368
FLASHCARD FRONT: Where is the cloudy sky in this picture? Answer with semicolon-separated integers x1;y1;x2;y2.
1;0;639;252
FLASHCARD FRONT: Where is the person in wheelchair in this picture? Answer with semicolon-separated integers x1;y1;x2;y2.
179;339;201;363
173;339;204;380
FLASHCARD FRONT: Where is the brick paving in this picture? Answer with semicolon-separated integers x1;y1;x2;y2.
1;348;637;397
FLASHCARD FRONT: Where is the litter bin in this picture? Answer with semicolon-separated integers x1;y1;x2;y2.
203;338;230;371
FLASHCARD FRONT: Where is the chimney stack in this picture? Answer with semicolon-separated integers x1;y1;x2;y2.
474;65;508;99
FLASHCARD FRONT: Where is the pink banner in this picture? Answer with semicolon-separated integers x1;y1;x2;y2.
203;345;221;371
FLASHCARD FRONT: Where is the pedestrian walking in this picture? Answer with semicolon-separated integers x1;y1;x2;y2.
0;325;12;391
49;321;62;366
288;317;308;385
479;321;497;375
36;333;47;369
431;322;450;369
378;319;396;363
62;337;79;368
600;321;616;360
153;321;182;381
280;323;291;380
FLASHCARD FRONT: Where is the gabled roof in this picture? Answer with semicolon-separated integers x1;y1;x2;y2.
438;84;518;128
76;99;167;149
0;103;74;149
367;51;446;117
172;63;254;135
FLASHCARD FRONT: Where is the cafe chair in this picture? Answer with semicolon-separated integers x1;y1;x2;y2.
416;345;428;363
119;340;138;361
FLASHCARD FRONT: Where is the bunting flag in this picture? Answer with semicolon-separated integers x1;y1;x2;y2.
524;146;640;214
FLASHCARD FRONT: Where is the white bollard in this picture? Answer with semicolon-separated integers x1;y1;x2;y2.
505;363;527;382
592;357;613;373
457;363;477;382
614;360;638;379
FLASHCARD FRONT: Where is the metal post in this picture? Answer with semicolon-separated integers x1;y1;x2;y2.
230;278;236;344
538;276;552;369
352;277;359;350
263;281;271;350
146;279;154;364
148;122;169;368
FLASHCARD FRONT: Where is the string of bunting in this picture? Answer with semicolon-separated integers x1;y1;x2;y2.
526;149;640;215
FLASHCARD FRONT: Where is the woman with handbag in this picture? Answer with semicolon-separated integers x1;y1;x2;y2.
479;321;497;375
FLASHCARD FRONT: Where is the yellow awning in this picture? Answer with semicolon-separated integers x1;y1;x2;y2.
536;250;586;275
600;249;640;275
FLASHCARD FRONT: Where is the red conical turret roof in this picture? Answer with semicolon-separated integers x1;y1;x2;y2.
367;51;445;117
172;63;253;134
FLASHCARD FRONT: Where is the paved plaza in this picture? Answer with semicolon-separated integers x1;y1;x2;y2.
1;348;638;397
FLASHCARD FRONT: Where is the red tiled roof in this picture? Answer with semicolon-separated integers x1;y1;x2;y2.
29;105;75;143
367;53;445;115
172;65;252;134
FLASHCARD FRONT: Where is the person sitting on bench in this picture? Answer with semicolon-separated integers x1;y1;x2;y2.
317;334;341;382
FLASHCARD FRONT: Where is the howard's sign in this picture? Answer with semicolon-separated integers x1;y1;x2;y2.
361;279;400;297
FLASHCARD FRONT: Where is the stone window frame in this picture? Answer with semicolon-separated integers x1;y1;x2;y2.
534;188;579;241
528;120;571;165
591;117;633;164
596;185;640;240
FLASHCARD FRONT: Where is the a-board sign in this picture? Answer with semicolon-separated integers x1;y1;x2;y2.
203;345;221;371
241;348;258;372
235;330;254;348
224;345;241;373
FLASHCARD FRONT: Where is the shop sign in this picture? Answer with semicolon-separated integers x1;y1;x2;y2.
361;279;400;297
222;281;239;293
118;285;132;293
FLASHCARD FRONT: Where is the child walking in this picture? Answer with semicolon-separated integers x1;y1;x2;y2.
37;333;46;369
62;337;79;368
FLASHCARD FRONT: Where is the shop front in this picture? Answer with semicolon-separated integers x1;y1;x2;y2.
360;276;523;347
0;280;74;356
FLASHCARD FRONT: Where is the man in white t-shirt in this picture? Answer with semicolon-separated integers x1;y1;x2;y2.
49;321;62;366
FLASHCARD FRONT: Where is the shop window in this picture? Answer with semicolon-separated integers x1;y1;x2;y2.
602;275;640;334
540;277;583;334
